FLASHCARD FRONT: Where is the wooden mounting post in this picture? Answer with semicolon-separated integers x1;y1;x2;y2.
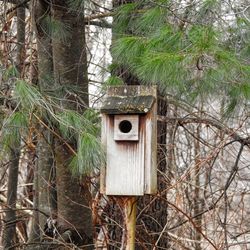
125;197;136;250
118;197;136;250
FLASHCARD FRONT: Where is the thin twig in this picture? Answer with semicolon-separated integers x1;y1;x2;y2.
33;113;76;156
165;198;219;250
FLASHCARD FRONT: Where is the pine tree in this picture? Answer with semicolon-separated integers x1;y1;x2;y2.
0;0;104;248
112;0;250;111
109;0;250;248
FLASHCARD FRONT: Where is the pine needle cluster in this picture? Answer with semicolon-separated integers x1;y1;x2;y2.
1;80;104;175
111;0;250;112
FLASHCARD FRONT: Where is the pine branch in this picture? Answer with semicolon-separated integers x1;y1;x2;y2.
33;113;77;156
85;20;112;29
85;11;114;21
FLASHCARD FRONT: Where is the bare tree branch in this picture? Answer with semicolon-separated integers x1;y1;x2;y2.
158;116;250;146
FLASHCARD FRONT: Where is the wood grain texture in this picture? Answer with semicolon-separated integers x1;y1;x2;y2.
106;115;145;195
100;86;157;196
100;114;108;194
144;100;157;194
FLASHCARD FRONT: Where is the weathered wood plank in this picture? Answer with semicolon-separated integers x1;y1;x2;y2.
144;100;157;194
100;114;107;194
106;116;145;196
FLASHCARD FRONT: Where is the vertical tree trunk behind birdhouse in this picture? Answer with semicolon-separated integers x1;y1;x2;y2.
104;2;169;248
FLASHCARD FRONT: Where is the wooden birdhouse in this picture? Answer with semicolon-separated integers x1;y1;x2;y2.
100;85;157;196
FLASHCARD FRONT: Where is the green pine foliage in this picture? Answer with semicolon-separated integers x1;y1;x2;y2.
114;3;139;34
15;80;47;111
133;6;168;35
103;75;124;88
58;109;104;175
1;111;28;149
112;0;250;110
2;65;19;80
43;15;71;43
7;80;104;175
68;0;85;13
73;131;104;175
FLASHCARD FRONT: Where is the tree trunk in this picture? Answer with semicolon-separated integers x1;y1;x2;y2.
27;158;40;245
2;6;25;249
37;131;57;231
51;1;93;247
32;1;93;247
54;141;93;247
27;2;57;246
52;1;89;110
33;0;56;227
2;149;20;249
105;1;169;248
33;0;54;91
16;6;26;75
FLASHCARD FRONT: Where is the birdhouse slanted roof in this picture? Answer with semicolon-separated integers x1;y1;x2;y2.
101;95;155;114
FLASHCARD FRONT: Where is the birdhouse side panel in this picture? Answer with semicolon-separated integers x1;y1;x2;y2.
100;114;108;194
105;117;145;195
143;103;157;194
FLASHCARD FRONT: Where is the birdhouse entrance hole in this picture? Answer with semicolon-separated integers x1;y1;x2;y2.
119;120;132;133
113;115;139;141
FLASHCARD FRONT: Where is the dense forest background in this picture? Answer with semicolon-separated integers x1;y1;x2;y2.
0;0;249;249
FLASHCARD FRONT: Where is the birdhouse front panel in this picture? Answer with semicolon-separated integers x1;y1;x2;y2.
100;85;157;196
105;115;145;195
